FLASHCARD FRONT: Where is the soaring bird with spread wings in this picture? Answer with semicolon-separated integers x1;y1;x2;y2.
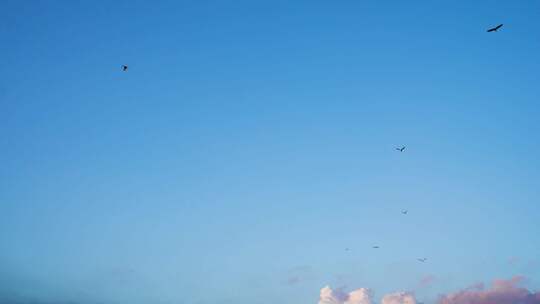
396;146;406;152
487;24;503;32
417;258;427;263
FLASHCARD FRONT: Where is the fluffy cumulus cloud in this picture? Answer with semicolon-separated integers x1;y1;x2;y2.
319;277;540;304
438;276;540;304
318;287;416;304
319;286;373;304
381;292;417;304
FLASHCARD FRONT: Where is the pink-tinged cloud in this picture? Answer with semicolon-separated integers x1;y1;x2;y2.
319;286;373;304
438;276;540;304
348;288;375;304
381;292;417;304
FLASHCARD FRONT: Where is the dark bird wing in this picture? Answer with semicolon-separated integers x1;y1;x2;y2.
487;24;503;32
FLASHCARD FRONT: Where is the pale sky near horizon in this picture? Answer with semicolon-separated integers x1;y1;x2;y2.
1;1;540;303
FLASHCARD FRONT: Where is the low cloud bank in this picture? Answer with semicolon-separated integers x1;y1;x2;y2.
438;276;540;304
318;286;415;304
319;276;540;304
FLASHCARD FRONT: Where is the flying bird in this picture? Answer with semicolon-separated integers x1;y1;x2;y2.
396;146;406;152
122;65;128;71
487;24;503;32
417;258;427;263
372;246;379;249
401;210;408;215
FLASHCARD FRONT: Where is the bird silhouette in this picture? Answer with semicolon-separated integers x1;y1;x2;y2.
401;210;408;215
372;246;379;249
417;258;427;262
487;24;503;32
396;146;406;152
122;65;128;71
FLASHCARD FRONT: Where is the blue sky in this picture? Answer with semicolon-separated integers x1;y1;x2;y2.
1;1;540;303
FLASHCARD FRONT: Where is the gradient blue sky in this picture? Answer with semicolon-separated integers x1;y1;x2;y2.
1;1;540;303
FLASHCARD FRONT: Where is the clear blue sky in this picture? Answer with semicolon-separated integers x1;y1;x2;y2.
1;1;539;303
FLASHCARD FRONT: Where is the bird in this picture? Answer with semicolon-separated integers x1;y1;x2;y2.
401;210;408;215
372;246;379;249
487;24;503;32
417;258;427;263
396;146;406;152
122;65;128;71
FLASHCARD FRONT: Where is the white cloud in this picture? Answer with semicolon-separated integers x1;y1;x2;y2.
346;288;374;304
381;292;417;304
319;286;373;304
